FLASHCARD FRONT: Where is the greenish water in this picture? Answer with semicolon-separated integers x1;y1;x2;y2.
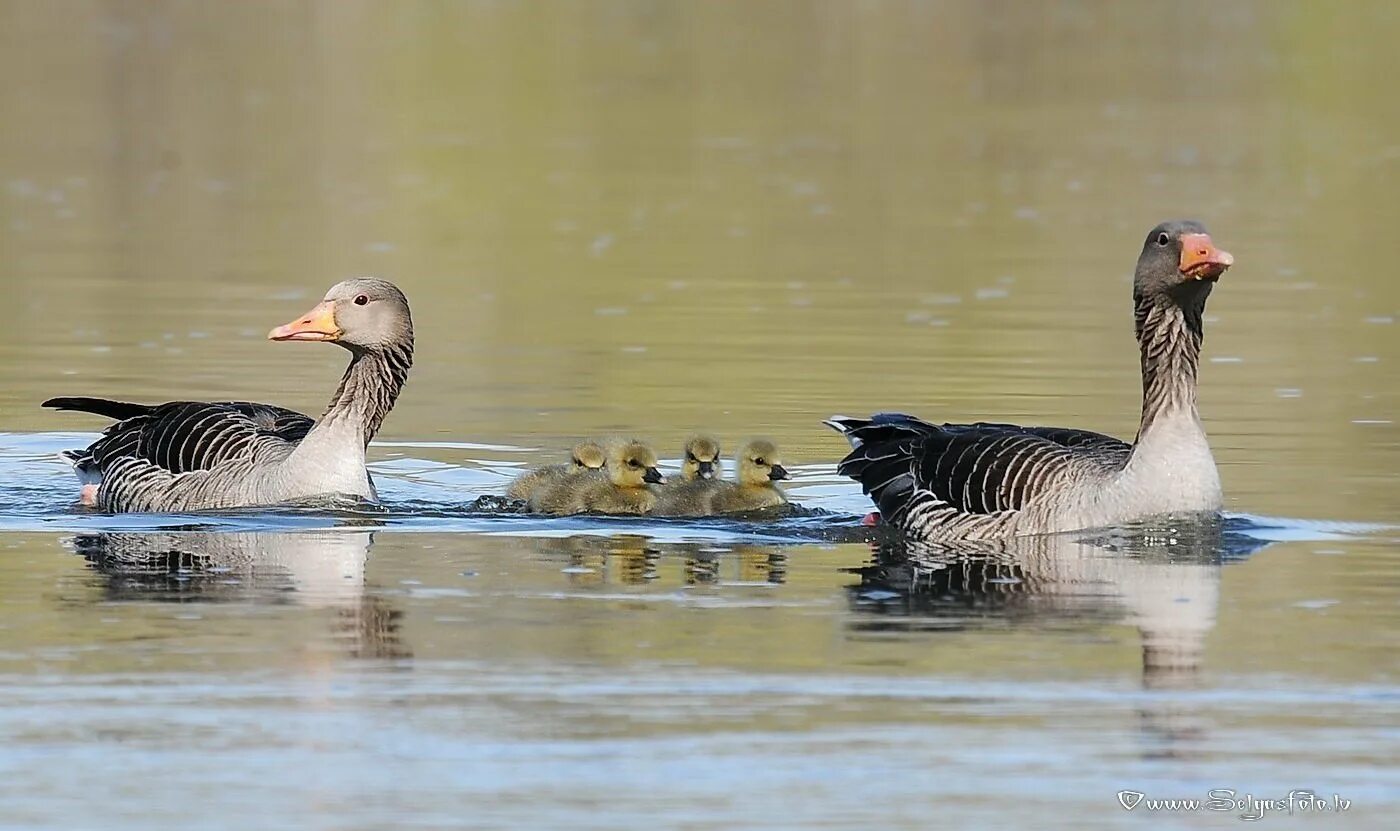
1;2;1397;828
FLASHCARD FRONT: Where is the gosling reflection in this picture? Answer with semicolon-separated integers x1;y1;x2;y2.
533;535;789;587
65;529;408;659
542;534;661;586
684;546;789;586
847;516;1268;759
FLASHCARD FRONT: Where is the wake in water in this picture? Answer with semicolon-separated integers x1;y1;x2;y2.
0;432;1393;546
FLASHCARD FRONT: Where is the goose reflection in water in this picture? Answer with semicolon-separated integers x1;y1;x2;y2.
64;529;409;659
846;516;1271;759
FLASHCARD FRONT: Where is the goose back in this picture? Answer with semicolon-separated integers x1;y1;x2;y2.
46;398;325;512
828;414;1132;539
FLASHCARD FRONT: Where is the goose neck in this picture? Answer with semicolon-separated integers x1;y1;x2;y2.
320;339;414;446
1134;288;1207;440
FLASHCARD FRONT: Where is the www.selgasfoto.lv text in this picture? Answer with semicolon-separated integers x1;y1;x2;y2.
1116;789;1351;820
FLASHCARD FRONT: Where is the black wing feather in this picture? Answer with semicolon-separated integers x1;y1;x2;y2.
49;397;315;476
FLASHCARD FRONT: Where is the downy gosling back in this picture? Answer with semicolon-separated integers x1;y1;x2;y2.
506;440;606;502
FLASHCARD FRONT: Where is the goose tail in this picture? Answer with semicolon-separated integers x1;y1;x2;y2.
42;397;153;421
824;415;865;447
825;412;930;449
57;450;102;484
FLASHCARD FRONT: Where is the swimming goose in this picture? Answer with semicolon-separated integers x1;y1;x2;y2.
532;439;664;515
652;435;725;516
44;278;413;512
828;220;1234;540
505;440;606;501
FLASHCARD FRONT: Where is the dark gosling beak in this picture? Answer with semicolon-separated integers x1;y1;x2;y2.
768;464;791;481
698;461;715;479
643;467;665;485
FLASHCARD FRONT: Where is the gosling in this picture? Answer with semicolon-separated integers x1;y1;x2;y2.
657;439;791;516
653;435;723;516
679;434;722;482
710;439;791;513
532;439;665;515
652;435;721;516
506;440;607;502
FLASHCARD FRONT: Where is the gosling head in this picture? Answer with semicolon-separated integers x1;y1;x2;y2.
607;440;665;488
269;278;414;355
570;440;607;471
737;439;790;486
680;435;722;481
1134;220;1233;305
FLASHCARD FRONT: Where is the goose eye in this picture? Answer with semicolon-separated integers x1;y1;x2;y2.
1155;232;1170;247
628;459;640;468
686;453;696;462
354;294;369;305
754;458;766;466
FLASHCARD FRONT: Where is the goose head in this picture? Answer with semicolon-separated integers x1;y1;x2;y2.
1134;221;1234;304
570;440;607;471
269;278;414;354
607;440;665;488
680;435;722;481
736;439;790;486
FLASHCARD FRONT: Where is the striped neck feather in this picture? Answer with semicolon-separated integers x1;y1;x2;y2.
1133;287;1207;441
319;338;414;446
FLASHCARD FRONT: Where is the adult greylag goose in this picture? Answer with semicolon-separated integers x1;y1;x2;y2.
44;278;413;512
657;439;790;516
531;439;665;515
827;221;1234;541
505;440;607;501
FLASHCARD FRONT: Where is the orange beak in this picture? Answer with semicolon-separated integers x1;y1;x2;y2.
1178;233;1235;281
268;300;341;342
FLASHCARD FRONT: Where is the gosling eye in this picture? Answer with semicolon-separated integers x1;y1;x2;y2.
754;458;766;466
628;459;641;469
685;453;696;462
1155;232;1170;247
354;294;370;305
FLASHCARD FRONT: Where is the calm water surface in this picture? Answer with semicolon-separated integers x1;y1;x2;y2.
1;2;1397;829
